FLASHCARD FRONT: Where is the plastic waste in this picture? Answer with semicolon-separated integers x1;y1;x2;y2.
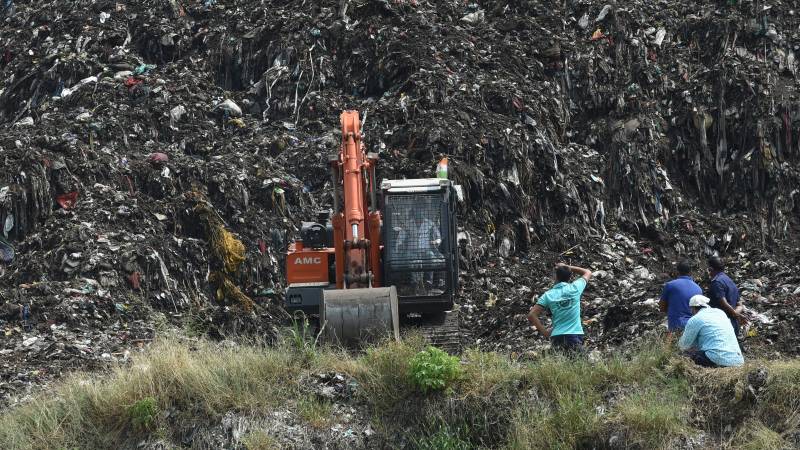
147;153;169;165
461;10;485;24
133;64;156;75
21;304;31;331
0;235;13;263
3;213;13;236
56;192;79;210
216;99;243;117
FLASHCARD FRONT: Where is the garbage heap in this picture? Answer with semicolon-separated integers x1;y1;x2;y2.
1;0;800;402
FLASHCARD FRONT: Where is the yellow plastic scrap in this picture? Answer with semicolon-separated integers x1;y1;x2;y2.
191;197;253;311
209;271;254;311
216;226;246;274
227;117;246;128
193;202;246;274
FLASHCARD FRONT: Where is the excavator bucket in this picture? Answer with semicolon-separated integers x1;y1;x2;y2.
320;287;400;347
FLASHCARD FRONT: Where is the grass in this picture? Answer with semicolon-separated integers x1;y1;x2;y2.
297;396;333;429
415;423;472;450
0;337;302;449
730;419;788;450
0;334;799;449
608;384;690;448
240;429;278;450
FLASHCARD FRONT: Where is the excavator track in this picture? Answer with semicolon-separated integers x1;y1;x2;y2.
402;309;462;354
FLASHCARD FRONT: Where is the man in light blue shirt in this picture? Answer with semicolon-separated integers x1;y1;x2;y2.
678;295;744;367
528;263;592;352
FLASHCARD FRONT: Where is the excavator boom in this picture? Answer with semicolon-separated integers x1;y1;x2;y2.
320;111;397;345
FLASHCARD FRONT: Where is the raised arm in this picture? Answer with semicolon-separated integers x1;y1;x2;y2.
557;263;592;282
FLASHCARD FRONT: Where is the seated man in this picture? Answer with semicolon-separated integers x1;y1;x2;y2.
394;212;443;295
678;295;744;368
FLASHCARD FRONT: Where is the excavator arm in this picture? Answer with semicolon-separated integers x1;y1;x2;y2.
321;111;398;345
330;111;382;288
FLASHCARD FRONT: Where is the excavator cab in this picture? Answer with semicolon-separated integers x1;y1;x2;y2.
381;179;458;314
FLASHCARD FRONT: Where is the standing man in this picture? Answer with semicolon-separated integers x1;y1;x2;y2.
678;295;744;367
707;256;747;336
528;263;593;352
660;259;702;334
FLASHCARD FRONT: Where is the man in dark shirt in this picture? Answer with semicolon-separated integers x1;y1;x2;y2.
707;256;747;336
660;259;702;334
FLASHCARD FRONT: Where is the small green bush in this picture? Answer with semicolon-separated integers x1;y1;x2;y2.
409;346;462;393
128;397;158;430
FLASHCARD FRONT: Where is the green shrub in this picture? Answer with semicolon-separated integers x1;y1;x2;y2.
128;397;158;430
288;314;319;366
409;346;462;393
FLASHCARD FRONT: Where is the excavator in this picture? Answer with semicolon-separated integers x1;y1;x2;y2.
284;111;459;346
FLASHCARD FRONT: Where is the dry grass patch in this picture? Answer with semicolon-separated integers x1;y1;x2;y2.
240;429;279;450
1;333;799;450
0;337;301;449
297;396;334;430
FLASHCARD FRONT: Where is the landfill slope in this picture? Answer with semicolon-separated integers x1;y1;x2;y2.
1;0;800;404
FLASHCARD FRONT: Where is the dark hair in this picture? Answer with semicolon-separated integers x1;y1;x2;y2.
708;256;724;271
676;259;693;276
555;266;572;282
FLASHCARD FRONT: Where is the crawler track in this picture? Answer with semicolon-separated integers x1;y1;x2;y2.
402;309;462;353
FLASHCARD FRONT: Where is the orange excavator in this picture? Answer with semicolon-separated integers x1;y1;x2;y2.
285;111;459;345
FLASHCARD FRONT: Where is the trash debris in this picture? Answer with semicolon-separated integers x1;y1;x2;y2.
169;105;187;124
13;117;33;127
215;99;242;118
147;153;169;165
595;4;612;23
461;10;485;24
133;64;156;76
0;236;13;264
591;28;607;41
56;192;79;210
